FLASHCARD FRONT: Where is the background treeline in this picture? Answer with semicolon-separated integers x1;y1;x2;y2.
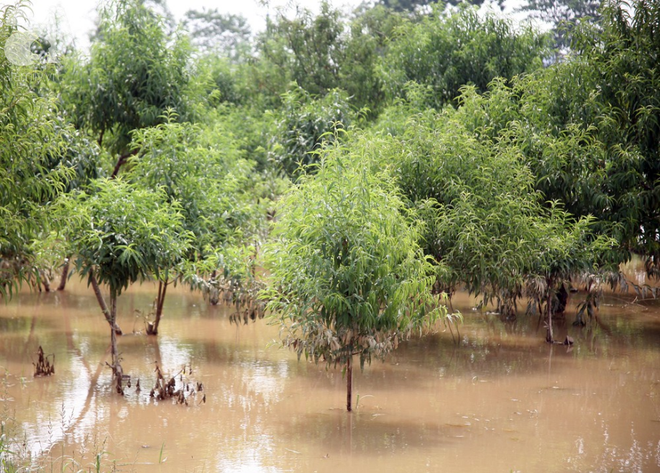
1;0;659;392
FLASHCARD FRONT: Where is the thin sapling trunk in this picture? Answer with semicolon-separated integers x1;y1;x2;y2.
546;278;554;343
110;150;137;179
147;278;168;335
90;271;122;335
110;290;125;394
57;258;70;291
346;354;353;412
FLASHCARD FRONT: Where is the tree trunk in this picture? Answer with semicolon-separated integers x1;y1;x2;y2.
546;280;554;344
110;294;118;370
208;270;219;305
147;279;168;335
346;354;353;412
90;271;122;335
110;150;137;179
41;270;51;292
110;292;124;395
57;258;70;291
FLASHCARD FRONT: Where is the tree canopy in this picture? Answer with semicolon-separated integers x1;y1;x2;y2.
5;0;660;402
1;2;75;296
264;143;447;410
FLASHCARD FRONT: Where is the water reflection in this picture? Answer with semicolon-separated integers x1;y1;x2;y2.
0;278;658;472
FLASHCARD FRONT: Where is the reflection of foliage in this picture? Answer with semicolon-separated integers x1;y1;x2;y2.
33;346;55;377
150;363;205;406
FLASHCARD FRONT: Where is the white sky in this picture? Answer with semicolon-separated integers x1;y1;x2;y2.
17;0;369;50
12;0;531;52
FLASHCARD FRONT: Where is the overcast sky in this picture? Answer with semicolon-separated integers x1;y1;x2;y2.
21;0;370;50
18;0;528;52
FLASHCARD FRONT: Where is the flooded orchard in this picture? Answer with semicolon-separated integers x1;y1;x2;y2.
1;271;659;473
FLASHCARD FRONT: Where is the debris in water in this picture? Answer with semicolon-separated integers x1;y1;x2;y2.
150;362;205;406
33;346;55;377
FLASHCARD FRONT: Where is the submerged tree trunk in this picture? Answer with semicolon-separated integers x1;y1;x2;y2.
546;278;554;343
90;271;122;335
346;354;353;412
110;291;124;395
208;270;219;305
40;270;51;292
57;258;70;291
147;279;168;335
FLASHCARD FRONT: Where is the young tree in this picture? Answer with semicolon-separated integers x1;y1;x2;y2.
264;143;447;412
574;0;660;271
442;1;660;277
59;0;192;176
59;179;190;392
259;1;345;97
268;85;354;178
127;114;264;333
0;2;75;297
342;3;406;115
362;91;617;334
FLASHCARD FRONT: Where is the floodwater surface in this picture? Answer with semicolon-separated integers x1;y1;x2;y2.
0;270;659;472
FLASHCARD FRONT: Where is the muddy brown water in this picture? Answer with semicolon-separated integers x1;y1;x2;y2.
0;267;659;472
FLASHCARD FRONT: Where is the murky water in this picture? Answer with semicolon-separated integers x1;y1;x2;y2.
1;268;659;472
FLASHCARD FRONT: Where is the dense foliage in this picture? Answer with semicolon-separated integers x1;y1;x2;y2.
59;0;193;162
2;0;659;404
379;6;548;109
264;146;445;410
0;2;75;296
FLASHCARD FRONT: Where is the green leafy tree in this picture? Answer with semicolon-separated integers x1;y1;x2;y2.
341;4;405;115
252;2;402;115
264;145;447;412
258;1;344;97
518;0;601;49
59;179;190;392
442;1;660;277
184;8;251;59
362;91;616;337
0;2;75;297
127;114;264;332
574;0;660;270
269;85;354;178
59;0;192;175
379;5;547;109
